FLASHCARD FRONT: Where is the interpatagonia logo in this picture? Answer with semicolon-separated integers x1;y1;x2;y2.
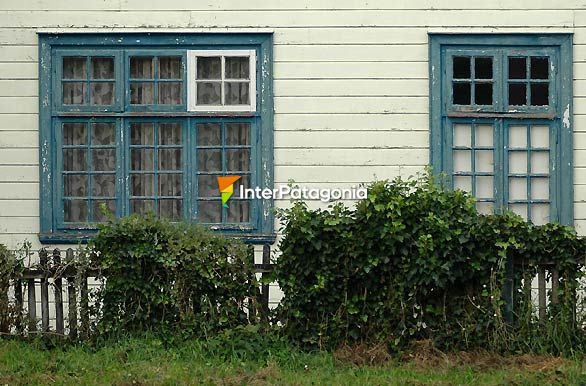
217;176;241;208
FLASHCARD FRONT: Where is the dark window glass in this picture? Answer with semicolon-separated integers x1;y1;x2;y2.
530;83;549;106
475;83;492;105
509;57;527;79
475;57;493;79
531;57;549;79
509;83;527;106
453;83;471;105
453;57;471;79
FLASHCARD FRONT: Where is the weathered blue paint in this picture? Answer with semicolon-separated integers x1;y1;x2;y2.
38;32;275;244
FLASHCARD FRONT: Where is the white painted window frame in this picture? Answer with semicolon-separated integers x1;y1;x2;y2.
187;49;256;113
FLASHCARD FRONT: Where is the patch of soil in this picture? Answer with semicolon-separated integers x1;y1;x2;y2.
333;341;392;366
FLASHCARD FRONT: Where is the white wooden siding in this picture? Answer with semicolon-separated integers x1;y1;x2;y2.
0;0;585;252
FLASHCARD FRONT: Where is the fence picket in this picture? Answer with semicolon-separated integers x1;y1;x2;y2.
538;266;547;322
66;249;78;340
53;249;64;335
27;278;36;332
39;249;50;332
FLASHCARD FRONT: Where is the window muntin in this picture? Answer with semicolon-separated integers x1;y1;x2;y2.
187;50;257;112
507;55;551;108
129;55;184;106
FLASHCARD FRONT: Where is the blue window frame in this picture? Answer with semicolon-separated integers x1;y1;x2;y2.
39;33;274;244
429;34;573;226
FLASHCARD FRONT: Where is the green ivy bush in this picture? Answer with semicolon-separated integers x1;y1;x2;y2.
275;173;586;354
90;214;259;337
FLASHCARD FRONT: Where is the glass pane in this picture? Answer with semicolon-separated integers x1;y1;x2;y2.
226;149;250;172
509;126;527;148
131;123;155;145
530;57;549;79
476;202;493;215
92;149;116;171
131;174;154;196
130;57;153;79
90;83;114;105
476;176;493;199
475;150;493;173
91;57;114;79
226;123;251;146
93;200;115;222
198;123;221;146
510;204;528;220
531;152;549;174
232;176;250;199
131;149;154;170
198;150;222;172
453;124;471;148
158;149;182;170
92;174;116;197
198;201;222;223
509;152;527;174
453;57;470;79
130;82;154;104
63;82;86;105
531;204;550;225
508;57;527;79
531;177;549;200
158;82;182;105
227;200;249;222
531;125;549;148
453;176;472;192
474;83;492;105
530;83;549;106
92;123;115;145
225;82;250;105
475;125;493;147
64;175;88;197
509;178;528;201
197;57;221;79
198;175;220;198
159;57;182;79
453;83;471;105
63;123;87;145
474;57;492;79
159;123;182;145
159;174;182;196
64;199;88;222
63;57;86;79
196;82;221;105
453;150;471;173
225;57;250;79
63;149;87;171
159;199;182;221
131;199;155;215
508;83;527;106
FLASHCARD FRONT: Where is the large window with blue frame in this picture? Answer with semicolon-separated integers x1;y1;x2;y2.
429;34;573;226
39;33;274;243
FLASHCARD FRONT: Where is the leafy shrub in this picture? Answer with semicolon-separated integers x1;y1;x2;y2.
90;214;259;336
275;173;586;353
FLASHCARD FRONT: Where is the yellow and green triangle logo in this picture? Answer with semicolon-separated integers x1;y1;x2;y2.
217;176;241;208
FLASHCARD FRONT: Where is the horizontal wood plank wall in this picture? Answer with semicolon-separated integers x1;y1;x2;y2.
0;1;585;248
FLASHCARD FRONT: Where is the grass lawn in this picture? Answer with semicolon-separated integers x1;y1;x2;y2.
0;337;585;385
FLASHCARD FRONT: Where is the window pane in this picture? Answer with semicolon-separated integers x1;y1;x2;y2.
530;57;549;79
92;123;115;145
531;204;550;225
476;176;493;199
475;150;493;173
63;82;86;105
131;174;154;196
198;123;221;146
196;82;221;105
476;202;493;215
531;177;549;200
510;204;528;220
64;199;88;222
198;175;220;197
232;176;250;198
197;57;221;79
130;82;154;104
226;149;250;172
159;174;182;196
453;150;471;173
90;83;114;105
131;123;155;145
226;123;251;146
63;57;86;79
453;83;471;105
509;152;527;174
508;83;527;106
93;200;115;222
531;151;549;174
63;149;87;171
158;149;182;170
92;174;116;197
63;123;87;145
198;150;222;172
530;83;549;106
131;199;155;214
474;57;492;79
92;149;116;171
475;125;493;147
508;57;527;79
509;178;527;201
453;124;471;148
453;176;472;192
227;200;249;222
225;82;250;105
198;200;222;222
531;125;549;148
158;82;182;105
159;57;182;79
509;126;527;148
64;175;88;197
131;149;154;170
159;199;182;221
225;57;250;79
159;123;182;145
91;57;114;79
453;57;470;79
130;57;154;79
474;83;492;105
